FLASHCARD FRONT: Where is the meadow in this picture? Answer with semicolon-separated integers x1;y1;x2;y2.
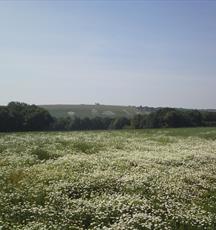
0;127;216;229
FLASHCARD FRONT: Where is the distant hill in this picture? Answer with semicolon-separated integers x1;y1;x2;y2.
39;104;154;118
39;104;216;119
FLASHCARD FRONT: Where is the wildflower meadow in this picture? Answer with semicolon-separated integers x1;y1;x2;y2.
0;128;216;229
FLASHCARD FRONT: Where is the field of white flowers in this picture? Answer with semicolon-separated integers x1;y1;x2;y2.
0;128;216;229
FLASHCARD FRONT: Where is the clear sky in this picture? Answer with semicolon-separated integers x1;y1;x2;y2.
0;1;215;108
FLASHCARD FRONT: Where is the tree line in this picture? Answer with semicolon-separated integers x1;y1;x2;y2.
0;102;53;132
0;102;216;132
131;108;216;129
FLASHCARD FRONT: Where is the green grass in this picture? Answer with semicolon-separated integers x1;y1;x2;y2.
0;127;216;229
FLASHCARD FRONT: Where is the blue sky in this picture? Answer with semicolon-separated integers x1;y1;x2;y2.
0;1;216;108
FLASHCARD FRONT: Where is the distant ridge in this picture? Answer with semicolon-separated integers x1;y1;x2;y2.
39;104;216;119
39;104;152;118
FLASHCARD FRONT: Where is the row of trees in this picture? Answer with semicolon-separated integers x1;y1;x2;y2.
132;108;200;128
131;108;216;129
54;108;215;131
0;102;216;132
0;102;53;132
51;116;130;131
0;102;130;132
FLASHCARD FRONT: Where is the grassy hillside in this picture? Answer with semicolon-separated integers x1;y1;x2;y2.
39;104;147;118
39;104;216;119
0;127;216;229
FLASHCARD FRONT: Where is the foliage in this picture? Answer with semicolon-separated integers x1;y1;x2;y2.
50;116;114;131
0;102;53;132
109;117;130;129
131;108;215;129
